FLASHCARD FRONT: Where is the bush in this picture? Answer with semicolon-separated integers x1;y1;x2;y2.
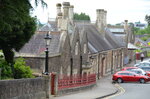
14;58;34;79
0;59;13;79
147;51;150;57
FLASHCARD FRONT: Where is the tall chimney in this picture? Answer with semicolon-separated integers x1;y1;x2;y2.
96;9;107;36
57;13;63;31
56;3;62;16
124;20;129;46
104;10;107;27
62;2;70;19
69;5;74;21
56;3;63;31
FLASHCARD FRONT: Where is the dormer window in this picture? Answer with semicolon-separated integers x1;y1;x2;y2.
83;44;87;53
75;42;79;55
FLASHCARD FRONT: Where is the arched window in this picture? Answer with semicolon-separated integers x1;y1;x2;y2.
75;42;79;55
83;44;87;53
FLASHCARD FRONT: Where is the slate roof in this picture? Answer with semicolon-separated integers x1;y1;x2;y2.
134;38;147;46
39;21;57;32
76;23;125;53
17;32;61;55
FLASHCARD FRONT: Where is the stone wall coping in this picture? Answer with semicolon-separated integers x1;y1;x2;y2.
15;53;61;58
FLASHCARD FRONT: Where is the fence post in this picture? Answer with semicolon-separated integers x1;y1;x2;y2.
51;72;58;96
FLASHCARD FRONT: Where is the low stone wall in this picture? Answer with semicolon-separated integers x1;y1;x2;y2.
57;83;96;96
0;77;50;99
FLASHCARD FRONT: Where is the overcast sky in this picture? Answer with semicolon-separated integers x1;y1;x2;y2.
32;0;150;24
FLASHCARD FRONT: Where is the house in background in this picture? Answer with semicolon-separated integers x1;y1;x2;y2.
134;21;147;29
134;38;148;47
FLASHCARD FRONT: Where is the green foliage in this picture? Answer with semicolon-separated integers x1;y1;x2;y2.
134;49;142;53
0;58;34;79
0;0;37;64
74;13;90;21
141;36;149;41
134;26;150;36
14;58;34;79
145;15;150;26
134;27;140;34
147;51;150;57
0;59;12;79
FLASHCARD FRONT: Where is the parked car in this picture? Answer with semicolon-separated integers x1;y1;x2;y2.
112;71;150;83
138;66;150;77
134;61;150;67
121;67;147;76
121;67;139;71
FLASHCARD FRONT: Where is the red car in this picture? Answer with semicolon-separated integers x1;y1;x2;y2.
112;71;150;83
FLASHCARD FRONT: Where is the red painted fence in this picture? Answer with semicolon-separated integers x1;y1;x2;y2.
58;74;96;90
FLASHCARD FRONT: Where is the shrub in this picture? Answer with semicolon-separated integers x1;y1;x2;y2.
147;51;150;57
0;59;13;79
14;58;34;79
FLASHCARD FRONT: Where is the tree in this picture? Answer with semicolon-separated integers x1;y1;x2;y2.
145;15;150;26
74;13;90;21
0;0;47;75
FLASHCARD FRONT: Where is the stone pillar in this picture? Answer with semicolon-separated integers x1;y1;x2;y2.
62;2;70;19
43;75;51;99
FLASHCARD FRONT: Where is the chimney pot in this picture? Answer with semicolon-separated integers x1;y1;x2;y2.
63;2;70;6
56;3;61;7
125;20;128;22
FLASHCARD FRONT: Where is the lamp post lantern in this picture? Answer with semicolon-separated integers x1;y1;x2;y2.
44;32;52;75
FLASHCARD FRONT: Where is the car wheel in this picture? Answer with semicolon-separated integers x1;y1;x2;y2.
139;78;145;83
117;78;123;83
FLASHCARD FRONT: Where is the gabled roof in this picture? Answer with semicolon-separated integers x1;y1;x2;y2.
17;32;61;56
39;21;57;32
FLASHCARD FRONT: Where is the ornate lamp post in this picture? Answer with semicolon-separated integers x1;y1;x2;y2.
44;32;52;75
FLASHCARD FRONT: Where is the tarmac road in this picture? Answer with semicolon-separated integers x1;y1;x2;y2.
108;82;150;99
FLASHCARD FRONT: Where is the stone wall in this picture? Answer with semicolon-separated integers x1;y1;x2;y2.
57;84;96;96
0;77;50;99
21;55;61;74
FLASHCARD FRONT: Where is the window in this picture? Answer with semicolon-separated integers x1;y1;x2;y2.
75;42;79;55
83;44;87;53
118;73;128;75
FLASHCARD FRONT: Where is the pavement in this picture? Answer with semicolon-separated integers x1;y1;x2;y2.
53;58;148;99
